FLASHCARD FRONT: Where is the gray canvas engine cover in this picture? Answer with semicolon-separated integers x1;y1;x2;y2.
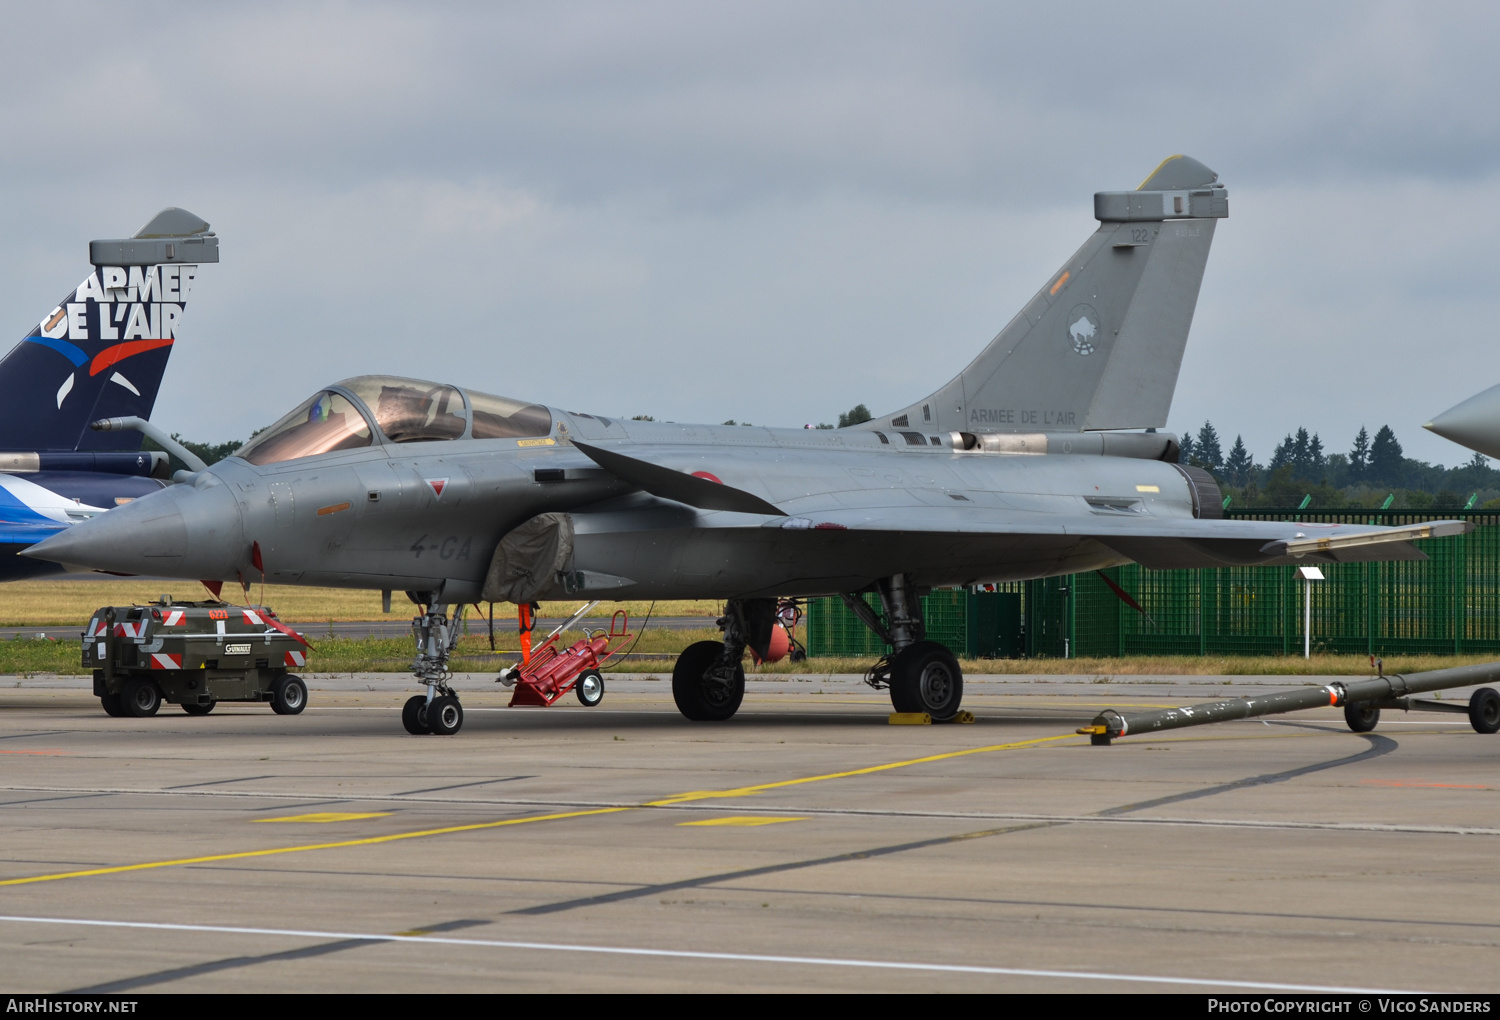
482;512;574;603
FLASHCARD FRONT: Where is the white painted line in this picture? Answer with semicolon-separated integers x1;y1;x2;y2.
0;915;1417;993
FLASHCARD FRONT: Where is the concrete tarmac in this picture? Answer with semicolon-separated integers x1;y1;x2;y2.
1;671;1498;993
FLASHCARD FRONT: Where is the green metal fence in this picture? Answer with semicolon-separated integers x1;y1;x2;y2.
804;510;1500;659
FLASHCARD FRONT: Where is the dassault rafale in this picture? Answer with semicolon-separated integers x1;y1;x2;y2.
25;156;1468;733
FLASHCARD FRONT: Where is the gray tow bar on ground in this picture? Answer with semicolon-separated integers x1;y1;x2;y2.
1080;661;1500;745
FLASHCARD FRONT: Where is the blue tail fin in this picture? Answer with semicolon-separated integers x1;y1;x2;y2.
0;207;217;453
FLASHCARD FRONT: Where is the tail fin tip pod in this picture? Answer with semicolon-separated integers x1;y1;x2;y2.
0;208;216;454
865;155;1226;436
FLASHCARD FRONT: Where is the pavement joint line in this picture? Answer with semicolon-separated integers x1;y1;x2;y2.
0;732;1072;886
7;789;1500;836
0;806;631;887
642;732;1075;805
0;915;1421;994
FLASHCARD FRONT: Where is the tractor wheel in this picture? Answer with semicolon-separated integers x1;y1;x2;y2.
1468;688;1500;734
120;678;161;718
270;674;307;715
1344;700;1380;733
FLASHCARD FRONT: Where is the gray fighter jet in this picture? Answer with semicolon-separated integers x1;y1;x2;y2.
1426;383;1500;460
24;155;1469;732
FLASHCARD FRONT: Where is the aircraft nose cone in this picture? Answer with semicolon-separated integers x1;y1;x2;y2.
22;478;243;579
1426;382;1500;460
23;496;186;573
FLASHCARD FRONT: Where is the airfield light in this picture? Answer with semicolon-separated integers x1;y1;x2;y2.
1296;566;1325;659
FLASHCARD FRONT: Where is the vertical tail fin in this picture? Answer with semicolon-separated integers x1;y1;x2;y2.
870;155;1227;435
0;208;217;453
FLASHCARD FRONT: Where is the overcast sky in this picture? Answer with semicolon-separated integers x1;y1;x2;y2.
1;2;1495;466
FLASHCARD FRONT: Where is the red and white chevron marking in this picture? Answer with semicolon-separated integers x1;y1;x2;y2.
242;609;264;626
148;653;182;670
283;649;306;667
113;621;145;638
162;610;186;626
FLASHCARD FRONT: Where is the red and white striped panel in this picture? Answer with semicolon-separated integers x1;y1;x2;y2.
242;609;264;626
149;653;182;670
113;621;144;638
162;610;186;626
86;618;105;637
284;649;306;668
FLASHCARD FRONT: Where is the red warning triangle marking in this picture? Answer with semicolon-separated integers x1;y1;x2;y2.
426;477;449;498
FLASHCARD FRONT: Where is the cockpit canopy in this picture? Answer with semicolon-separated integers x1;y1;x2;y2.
237;376;552;466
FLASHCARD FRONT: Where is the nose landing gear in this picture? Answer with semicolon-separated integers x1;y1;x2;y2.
404;597;466;735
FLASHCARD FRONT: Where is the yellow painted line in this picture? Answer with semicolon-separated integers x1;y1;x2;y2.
0;807;628;888
254;812;392;824
678;816;806;827
647;732;1075;806
0;731;1076;887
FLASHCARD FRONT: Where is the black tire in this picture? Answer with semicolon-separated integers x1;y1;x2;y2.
1469;688;1500;734
182;702;215;716
402;695;430;735
575;670;604;707
100;692;127;718
1344;700;1380;733
888;641;964;721
120;678;161;718
270;674;307;715
428;695;463;735
672;640;744;721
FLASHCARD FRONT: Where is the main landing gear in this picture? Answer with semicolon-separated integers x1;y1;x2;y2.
402;596;467;736
671;601;757;721
665;576;964;723
846;574;964;722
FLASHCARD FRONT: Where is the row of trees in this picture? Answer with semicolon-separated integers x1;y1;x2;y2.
1183;422;1416;488
1180;420;1498;505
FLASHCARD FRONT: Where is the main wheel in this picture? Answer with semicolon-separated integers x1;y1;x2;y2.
672;640;745;721
100;692;127;718
1344;700;1380;733
182;702;215;716
270;674;307;715
402;695;431;735
428;695;464;735
1469;688;1500;734
576;670;604;707
888;641;963;721
120;678;161;718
